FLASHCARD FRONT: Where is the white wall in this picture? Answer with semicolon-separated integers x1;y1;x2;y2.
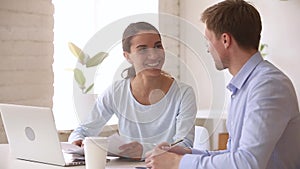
53;0;158;130
0;0;54;143
0;0;54;106
255;0;300;98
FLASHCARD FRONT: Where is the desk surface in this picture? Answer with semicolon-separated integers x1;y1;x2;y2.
0;144;145;169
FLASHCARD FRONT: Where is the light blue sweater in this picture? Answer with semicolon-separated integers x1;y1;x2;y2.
69;79;197;157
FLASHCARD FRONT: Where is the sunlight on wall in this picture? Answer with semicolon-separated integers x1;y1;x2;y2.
53;0;158;130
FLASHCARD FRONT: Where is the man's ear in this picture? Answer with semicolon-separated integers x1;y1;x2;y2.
222;33;231;49
123;51;133;64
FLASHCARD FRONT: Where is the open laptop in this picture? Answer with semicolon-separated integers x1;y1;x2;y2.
0;103;85;166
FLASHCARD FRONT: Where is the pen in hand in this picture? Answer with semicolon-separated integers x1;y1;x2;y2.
159;139;184;152
170;139;184;146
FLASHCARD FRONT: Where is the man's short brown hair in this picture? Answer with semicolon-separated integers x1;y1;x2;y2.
201;0;262;50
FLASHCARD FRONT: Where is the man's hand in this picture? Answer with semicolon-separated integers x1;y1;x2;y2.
145;143;183;169
164;145;192;155
155;142;192;155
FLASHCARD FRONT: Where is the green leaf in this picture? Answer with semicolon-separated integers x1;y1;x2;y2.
73;68;86;89
68;42;86;64
84;83;94;94
86;52;108;68
259;43;268;57
262;53;267;57
259;43;268;52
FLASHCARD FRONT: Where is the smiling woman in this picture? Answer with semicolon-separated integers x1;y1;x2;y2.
52;0;158;130
68;21;197;159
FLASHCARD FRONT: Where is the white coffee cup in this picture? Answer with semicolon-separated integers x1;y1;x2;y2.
84;137;108;169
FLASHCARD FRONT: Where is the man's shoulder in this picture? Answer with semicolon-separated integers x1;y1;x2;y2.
253;60;289;80
249;60;294;89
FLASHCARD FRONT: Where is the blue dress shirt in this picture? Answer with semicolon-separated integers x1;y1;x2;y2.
180;52;300;169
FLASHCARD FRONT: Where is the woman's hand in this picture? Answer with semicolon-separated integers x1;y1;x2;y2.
119;141;143;160
72;140;83;147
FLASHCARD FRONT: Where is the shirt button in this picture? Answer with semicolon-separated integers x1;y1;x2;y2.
231;95;235;99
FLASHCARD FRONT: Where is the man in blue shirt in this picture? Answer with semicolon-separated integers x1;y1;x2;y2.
145;0;300;168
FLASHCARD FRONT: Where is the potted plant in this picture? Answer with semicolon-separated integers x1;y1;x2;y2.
259;43;268;57
68;42;108;94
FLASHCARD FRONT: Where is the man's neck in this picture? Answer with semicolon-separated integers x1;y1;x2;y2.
228;49;258;76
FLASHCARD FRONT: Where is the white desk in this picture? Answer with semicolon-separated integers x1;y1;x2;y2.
0;144;145;169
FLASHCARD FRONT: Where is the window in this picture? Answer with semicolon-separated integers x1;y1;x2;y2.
53;0;158;130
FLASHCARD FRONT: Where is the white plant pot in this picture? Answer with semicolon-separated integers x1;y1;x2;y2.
73;87;97;123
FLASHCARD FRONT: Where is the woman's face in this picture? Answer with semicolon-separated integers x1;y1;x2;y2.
124;30;165;77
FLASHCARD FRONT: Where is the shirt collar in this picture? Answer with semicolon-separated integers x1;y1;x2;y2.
227;52;263;94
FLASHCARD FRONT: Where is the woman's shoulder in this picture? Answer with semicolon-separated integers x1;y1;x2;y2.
99;79;129;96
112;78;129;86
169;79;195;97
108;78;130;91
167;80;196;102
172;79;193;90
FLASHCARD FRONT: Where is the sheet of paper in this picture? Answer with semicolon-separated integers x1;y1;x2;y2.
60;133;128;157
107;133;129;155
61;142;84;155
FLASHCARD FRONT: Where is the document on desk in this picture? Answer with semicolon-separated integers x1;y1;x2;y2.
61;142;85;162
60;133;128;156
107;133;129;155
61;142;84;155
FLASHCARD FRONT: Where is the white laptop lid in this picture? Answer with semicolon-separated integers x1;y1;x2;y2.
0;104;67;166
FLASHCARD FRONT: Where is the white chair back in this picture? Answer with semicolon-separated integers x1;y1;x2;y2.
193;126;210;150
